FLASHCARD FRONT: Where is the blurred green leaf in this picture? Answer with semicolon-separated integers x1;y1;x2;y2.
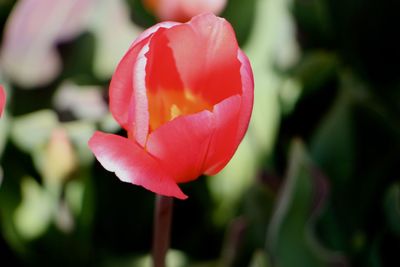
384;183;400;236
65;180;85;217
63;120;95;165
32;128;77;187
0;110;10;157
100;249;187;267
267;140;346;267
88;0;142;79
244;0;299;154
292;0;332;48
293;51;338;95
11;109;58;153
208;136;257;224
99;112;121;133
311;83;354;183
248;250;271;267
223;0;256;45
13;176;53;240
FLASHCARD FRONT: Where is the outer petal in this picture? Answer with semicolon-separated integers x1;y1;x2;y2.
203;51;254;175
146;110;214;183
236;50;254;144
88;131;187;199
109;36;150;145
164;13;242;104
203;95;242;175
0;85;5;117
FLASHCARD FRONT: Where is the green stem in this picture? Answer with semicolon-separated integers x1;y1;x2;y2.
152;195;173;267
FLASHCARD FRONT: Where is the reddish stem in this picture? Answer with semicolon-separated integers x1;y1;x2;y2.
152;195;173;267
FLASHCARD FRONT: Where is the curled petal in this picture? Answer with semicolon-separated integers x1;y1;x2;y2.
130;21;180;49
89;131;187;199
147;110;214;183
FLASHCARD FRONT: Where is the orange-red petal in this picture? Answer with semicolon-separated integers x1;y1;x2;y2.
203;51;254;175
236;50;254;144
146;110;214;183
203;95;241;175
88;131;187;199
164;13;242;105
109;37;148;133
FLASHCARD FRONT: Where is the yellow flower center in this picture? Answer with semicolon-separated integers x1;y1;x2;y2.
147;89;212;131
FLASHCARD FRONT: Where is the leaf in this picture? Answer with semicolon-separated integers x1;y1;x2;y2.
267;140;347;267
384;183;400;236
88;0;142;78
208;136;257;224
32;128;77;186
248;250;271;267
63;120;96;165
13;176;53;240
0;110;10;158
311;85;354;183
11;110;58;153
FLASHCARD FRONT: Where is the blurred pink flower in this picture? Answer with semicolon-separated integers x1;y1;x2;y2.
0;85;5;117
143;0;227;22
0;0;94;87
0;0;141;87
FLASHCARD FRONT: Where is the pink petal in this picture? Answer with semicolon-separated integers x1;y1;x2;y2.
0;0;93;87
146;110;214;183
236;50;254;144
164;13;242;105
0;85;5;117
109;36;150;146
110;21;180;146
203;95;242;175
88;131;187;199
203;51;254;175
180;0;227;20
144;0;227;22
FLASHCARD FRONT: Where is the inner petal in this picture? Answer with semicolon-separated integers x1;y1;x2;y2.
147;88;212;131
145;27;213;132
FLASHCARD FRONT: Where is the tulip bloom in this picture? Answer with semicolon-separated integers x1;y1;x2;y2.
89;14;254;199
143;0;227;22
0;85;5;117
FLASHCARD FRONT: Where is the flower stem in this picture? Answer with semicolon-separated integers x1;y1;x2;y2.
152;195;173;267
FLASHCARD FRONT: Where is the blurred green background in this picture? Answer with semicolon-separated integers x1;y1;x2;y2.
1;0;400;266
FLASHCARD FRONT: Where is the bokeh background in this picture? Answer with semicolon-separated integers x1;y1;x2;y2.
1;0;400;266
